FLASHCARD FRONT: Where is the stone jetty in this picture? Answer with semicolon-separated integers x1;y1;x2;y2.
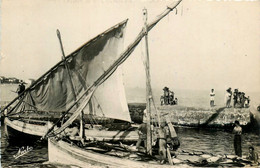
157;105;251;128
129;103;251;128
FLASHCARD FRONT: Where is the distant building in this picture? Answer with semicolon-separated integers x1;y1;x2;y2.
8;77;19;84
0;76;24;84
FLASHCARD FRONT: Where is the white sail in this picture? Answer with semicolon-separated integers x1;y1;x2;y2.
8;20;131;122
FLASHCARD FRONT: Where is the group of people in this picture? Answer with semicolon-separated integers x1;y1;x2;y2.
209;88;250;108
225;88;250;108
160;87;178;106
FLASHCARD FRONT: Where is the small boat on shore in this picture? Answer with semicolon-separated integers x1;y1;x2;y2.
4;117;51;140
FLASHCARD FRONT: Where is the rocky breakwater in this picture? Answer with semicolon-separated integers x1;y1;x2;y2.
157;105;251;128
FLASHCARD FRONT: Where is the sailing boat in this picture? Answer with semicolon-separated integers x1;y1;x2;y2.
46;1;182;167
3;19;140;142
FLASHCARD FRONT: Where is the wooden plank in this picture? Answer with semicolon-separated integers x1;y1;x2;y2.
166;117;177;138
166;147;173;165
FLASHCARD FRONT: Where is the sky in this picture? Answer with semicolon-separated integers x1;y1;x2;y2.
0;0;259;92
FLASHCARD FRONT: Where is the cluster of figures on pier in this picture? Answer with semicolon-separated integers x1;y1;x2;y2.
210;88;250;108
225;88;250;108
160;87;178;106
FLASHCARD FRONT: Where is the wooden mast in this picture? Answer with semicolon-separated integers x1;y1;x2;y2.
44;0;183;138
56;30;85;140
143;8;152;156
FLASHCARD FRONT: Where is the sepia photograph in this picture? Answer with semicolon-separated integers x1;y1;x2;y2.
0;0;259;167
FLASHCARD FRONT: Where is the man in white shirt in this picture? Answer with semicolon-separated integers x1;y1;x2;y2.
210;89;215;107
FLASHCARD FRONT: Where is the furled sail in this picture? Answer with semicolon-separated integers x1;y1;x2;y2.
9;20;131;122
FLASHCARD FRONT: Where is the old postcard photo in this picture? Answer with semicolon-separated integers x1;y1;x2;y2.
0;0;259;167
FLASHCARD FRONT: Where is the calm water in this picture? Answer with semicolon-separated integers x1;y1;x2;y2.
1;84;260;167
1;125;260;168
0;125;49;168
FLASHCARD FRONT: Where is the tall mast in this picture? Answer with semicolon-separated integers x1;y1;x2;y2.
56;29;77;101
143;8;152;156
56;30;85;139
44;1;183;137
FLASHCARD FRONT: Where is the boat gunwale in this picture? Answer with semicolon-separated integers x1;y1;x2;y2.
4;117;49;137
49;138;171;168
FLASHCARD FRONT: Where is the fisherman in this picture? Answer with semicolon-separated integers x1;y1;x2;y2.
210;89;215;107
16;81;26;98
233;120;242;157
225;88;232;108
136;122;147;150
136;109;147;150
247;146;259;164
158;122;167;164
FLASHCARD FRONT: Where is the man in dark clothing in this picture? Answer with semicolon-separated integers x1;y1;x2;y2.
241;92;246;108
163;87;169;105
233;89;238;108
17;82;26;98
233;120;242;157
169;91;174;105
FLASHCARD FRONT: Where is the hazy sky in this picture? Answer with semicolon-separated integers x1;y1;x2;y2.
1;0;259;92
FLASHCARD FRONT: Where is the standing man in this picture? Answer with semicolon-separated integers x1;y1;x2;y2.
225;88;232;108
136;122;147;150
210;89;215;107
136;109;147;150
233;120;242;157
241;92;246;108
158;122;167;164
233;89;238;108
163;87;169;105
16;81;26;98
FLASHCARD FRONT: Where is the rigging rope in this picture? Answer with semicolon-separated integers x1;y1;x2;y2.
44;0;183;138
140;40;161;127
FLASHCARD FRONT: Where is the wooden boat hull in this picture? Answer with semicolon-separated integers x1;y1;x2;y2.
83;129;139;142
48;138;174;168
4;117;50;140
4;117;139;142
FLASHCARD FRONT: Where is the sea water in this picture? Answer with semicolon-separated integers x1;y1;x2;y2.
1;84;260;167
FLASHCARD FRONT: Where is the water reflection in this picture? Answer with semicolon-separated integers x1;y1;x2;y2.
176;127;260;156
